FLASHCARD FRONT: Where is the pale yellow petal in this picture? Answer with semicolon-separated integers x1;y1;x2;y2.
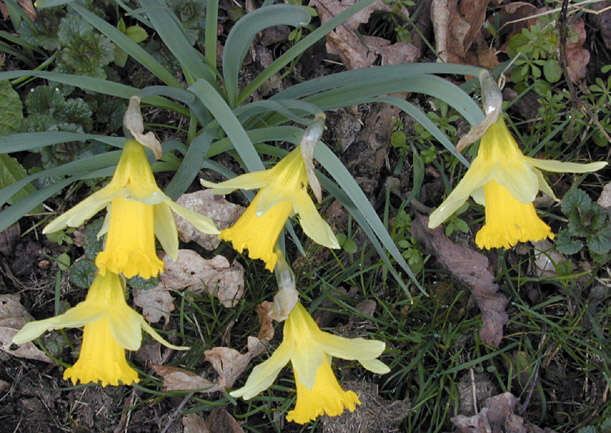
200;170;272;195
429;162;490;228
535;169;558;201
291;344;325;391
359;358;390;374
141;320;189;351
154;203;179;260
12;304;104;344
491;162;539;204
167;201;220;235
317;331;385;362
525;157;607;173
293;191;339;249
230;342;293;400
108;308;143;351
43;187;123;234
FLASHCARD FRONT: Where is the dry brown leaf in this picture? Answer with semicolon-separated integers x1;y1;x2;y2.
134;342;163;366
162;250;245;308
0;294;52;363
322;381;410;433
175;190;244;250
256;301;275;341
309;0;409;70
204;346;253;389
598;182;611;209
412;214;508;347
361;36;420;66
182;414;211;433
206;408;244;433
451;392;558;433
152;365;221;393
565;18;590;82
0;222;20;257
531;239;567;278
133;285;175;325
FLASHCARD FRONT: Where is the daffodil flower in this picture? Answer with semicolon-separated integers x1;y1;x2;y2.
12;271;187;387
230;302;389;424
43;139;219;279
429;116;607;249
201;147;339;271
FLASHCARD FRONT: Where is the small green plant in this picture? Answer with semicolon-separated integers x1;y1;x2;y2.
555;188;610;261
391;209;424;274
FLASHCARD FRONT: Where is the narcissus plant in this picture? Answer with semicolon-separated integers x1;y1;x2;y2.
12;271;187;386
230;302;389;424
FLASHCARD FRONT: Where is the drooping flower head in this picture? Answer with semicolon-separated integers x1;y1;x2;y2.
43;139;219;278
429;72;606;249
201;147;339;271
12;271;187;387
230;302;389;424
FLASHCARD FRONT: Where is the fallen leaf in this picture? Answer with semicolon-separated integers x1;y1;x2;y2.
204;346;253;389
134;342;163;366
206;408;244;433
0;221;20;257
256;301;275;341
451;392;558;433
182;414;211;433
152;365;221;393
309;0;409;70
321;381;410;433
133;285;175;325
565;18;590;82
531;239;567;277
361;36;421;66
175;190;244;250
0;294;52;363
162;250;245;308
598;182;611;209
412;214;509;347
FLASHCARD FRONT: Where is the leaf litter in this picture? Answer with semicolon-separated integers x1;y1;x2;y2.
412;214;508;347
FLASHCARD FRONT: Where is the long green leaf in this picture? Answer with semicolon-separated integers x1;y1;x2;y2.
205;0;219;75
0;151;121;208
304;74;483;126
164;129;215;200
238;0;378;105
69;3;181;88
371;96;470;167
315;143;425;294
235;99;323;126
189;79;264;171
208;126;302;157
139;86;210;126
0;71;187;114
274;63;483;100
0;132;124;153
223;4;311;106
138;0;215;85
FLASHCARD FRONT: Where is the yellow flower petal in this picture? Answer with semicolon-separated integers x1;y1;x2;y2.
475;181;553;249
286;356;360;424
230;342;293;400
294;191;339;249
220;192;292;271
154;203;179;260
200;170;272;195
167;200;220;235
359;358;391;374
63;317;140;387
95;197;164;279
317;332;386;363
525;157;607;173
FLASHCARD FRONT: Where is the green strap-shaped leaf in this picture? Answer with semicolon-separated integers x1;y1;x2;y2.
315;142;425;294
205;0;219;75
223;4;311;106
139;86;211;126
0;132;124;153
69;3;180;88
274;63;484;100
189;79;264;171
235;99;323;126
208;126;302;157
0;71;187;115
137;0;215;85
164;129;215;200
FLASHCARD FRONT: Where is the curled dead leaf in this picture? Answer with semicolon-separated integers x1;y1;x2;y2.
133;285;175;325
412;214;508;347
565;18;590;82
175;190;244;250
162;250;245;308
0;294;52;363
152;365;220;393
